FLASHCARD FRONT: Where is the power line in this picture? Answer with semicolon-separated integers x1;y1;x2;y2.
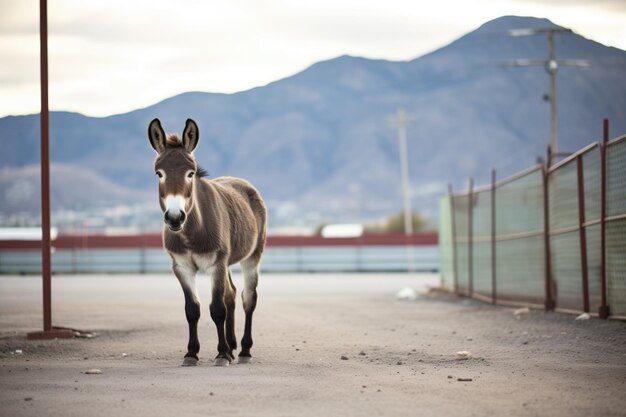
508;27;591;164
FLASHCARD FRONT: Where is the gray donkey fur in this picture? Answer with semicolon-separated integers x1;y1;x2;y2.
148;118;266;367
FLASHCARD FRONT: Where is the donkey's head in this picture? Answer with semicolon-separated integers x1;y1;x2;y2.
148;118;200;232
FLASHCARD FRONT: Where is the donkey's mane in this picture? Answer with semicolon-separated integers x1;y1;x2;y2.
196;166;209;178
166;134;182;147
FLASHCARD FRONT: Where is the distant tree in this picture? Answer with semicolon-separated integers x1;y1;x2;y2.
313;222;330;236
365;211;427;234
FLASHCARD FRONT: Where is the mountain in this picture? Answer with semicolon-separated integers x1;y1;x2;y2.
0;164;150;213
1;16;625;229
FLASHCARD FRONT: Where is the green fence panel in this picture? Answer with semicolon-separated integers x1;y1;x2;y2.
548;157;586;311
606;219;626;316
452;194;470;293
472;188;492;297
494;168;545;304
439;196;454;290
606;138;626;316
495;169;544;236
495;235;545;304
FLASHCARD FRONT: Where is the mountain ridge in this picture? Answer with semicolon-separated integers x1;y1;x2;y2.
1;15;625;228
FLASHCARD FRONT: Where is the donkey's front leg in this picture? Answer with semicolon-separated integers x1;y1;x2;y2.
173;262;201;367
209;261;234;366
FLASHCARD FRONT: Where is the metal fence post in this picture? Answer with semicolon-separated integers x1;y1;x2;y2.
491;169;497;305
39;0;52;333
543;161;555;311
576;155;590;312
27;0;73;340
448;184;459;294
547;145;553;168
599;119;610;319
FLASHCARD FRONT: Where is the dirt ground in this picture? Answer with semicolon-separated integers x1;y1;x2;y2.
0;273;625;417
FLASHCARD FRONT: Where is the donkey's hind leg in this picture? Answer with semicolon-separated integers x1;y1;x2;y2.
238;256;260;363
173;261;201;367
225;270;237;361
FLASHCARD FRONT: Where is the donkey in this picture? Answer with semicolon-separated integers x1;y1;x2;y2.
148;118;266;367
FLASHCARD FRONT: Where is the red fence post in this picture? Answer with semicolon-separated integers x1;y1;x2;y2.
27;0;73;340
491;169;497;304
40;0;51;333
576;155;590;312
547;145;553;168
543;162;555;311
599;119;610;319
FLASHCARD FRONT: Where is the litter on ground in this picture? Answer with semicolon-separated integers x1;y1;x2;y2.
396;287;418;301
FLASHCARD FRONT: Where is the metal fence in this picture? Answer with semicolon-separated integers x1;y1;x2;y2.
440;123;626;319
0;233;439;274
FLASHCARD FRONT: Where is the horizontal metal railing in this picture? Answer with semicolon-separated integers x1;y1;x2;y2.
0;233;439;274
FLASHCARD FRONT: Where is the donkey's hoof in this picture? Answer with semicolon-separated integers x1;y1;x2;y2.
214;357;231;367
181;357;198;367
237;356;252;364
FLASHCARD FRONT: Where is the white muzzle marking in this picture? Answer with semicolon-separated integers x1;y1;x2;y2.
164;195;186;216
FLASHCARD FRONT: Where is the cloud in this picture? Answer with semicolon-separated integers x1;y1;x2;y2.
0;0;624;117
517;0;626;13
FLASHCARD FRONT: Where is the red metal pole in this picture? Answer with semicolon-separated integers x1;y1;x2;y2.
576;155;590;312
468;178;474;297
28;0;73;340
543;162;555;311
598;119;610;319
547;145;553;168
40;0;52;333
491;169;496;304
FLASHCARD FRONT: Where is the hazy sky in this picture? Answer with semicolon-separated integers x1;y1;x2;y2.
1;0;625;118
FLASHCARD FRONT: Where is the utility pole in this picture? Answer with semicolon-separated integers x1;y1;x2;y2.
389;108;414;236
509;27;590;164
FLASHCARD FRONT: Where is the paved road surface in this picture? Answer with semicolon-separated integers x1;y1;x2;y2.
0;273;625;417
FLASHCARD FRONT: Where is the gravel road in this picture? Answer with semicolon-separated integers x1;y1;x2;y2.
1;273;625;417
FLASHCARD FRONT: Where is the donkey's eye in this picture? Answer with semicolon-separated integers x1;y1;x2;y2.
156;171;163;179
187;171;195;179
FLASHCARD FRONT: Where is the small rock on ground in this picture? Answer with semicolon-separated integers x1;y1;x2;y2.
455;351;472;360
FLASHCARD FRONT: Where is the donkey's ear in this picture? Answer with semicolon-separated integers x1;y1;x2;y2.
182;119;199;153
148;118;166;153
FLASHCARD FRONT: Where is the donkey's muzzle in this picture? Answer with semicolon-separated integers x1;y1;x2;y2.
164;209;186;231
